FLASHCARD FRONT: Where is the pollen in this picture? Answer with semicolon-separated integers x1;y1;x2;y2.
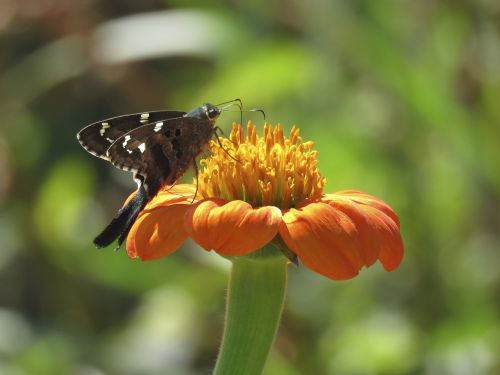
197;122;326;208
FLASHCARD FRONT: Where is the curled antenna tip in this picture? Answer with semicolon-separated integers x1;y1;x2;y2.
256;109;266;120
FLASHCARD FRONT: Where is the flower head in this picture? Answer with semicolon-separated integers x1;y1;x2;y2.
126;122;403;280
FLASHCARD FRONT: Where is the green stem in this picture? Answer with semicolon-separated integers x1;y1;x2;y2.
213;246;288;375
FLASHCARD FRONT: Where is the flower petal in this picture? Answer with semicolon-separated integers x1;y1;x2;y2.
323;191;403;272
280;202;365;280
185;199;282;256
333;190;400;227
123;183;197;208
126;203;191;260
125;185;196;260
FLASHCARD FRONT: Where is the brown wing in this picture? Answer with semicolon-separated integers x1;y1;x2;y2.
76;110;185;160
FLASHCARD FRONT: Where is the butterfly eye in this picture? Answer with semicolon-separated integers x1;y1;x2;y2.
207;107;220;119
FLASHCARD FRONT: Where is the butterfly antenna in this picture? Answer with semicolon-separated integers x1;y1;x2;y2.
221;109;266;122
217;98;242;110
217;99;244;124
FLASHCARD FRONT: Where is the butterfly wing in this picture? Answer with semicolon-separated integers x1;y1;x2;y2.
107;116;214;195
76;110;186;160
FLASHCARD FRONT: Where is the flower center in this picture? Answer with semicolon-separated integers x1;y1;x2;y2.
197;122;326;208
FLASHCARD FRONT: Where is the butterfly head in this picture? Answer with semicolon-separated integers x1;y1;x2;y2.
186;103;221;124
203;103;221;123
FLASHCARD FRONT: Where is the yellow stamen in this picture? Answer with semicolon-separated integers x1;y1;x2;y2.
198;122;326;208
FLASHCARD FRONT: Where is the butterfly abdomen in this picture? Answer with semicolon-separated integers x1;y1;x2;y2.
93;184;149;248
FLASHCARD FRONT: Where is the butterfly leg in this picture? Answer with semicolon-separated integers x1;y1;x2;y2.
191;158;199;203
214;127;241;163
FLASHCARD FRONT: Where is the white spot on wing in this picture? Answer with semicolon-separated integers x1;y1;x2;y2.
99;122;110;136
138;143;146;153
122;134;131;147
140;113;150;124
154;122;163;132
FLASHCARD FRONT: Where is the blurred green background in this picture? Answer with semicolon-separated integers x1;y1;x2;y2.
1;0;499;374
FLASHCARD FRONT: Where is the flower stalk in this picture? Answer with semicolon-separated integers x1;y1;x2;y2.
213;245;288;375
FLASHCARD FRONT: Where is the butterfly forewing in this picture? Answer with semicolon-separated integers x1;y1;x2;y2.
77;110;186;160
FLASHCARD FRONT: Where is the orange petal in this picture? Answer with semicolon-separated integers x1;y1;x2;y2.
333;190;400;227
280;202;365;280
124;183;197;208
126;202;191;260
323;192;403;272
125;185;196;260
184;199;282;256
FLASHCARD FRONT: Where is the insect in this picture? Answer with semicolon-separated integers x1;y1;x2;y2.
77;101;244;249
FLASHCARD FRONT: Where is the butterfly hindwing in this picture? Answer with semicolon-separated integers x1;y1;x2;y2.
77;110;186;160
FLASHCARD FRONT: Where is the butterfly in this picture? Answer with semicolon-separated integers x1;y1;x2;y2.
77;102;229;249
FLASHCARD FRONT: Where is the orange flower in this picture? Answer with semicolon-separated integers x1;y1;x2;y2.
126;123;403;280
